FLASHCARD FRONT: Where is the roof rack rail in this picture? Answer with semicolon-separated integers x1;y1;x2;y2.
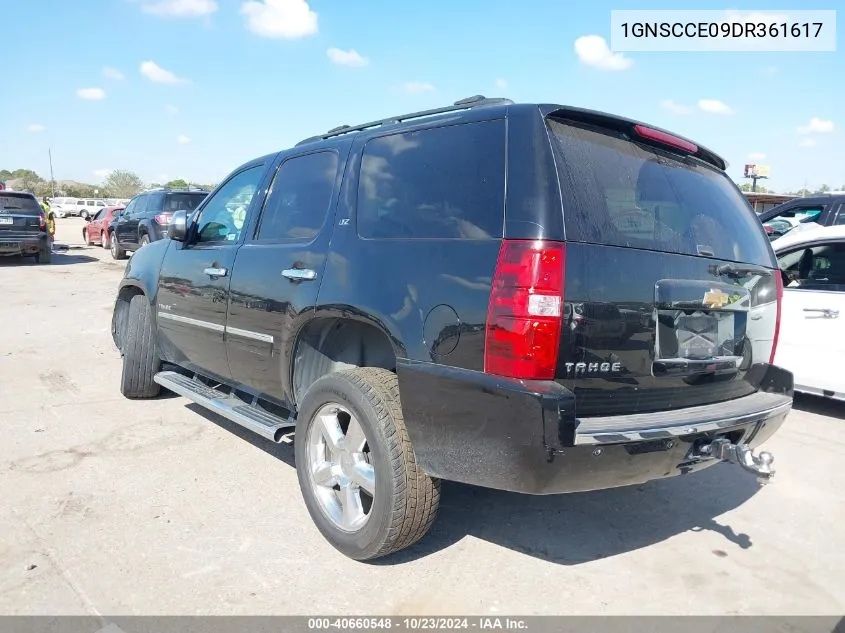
295;95;513;146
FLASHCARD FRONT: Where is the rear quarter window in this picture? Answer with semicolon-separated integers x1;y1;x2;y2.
548;118;775;267
357;119;506;239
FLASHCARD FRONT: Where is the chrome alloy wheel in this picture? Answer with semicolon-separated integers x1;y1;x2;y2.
306;403;375;532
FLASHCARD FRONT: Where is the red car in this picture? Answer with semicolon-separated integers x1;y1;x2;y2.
82;205;123;248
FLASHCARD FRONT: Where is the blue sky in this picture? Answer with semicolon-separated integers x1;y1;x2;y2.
2;0;842;191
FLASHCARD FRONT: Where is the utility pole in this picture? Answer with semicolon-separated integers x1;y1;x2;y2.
48;148;56;198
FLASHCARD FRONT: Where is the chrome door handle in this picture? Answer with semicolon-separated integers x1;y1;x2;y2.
282;268;317;281
803;308;839;319
204;267;228;278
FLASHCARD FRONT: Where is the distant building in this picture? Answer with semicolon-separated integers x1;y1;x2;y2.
743;191;794;214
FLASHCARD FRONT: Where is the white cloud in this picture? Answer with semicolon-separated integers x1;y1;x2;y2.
177;134;192;145
241;0;318;39
660;99;693;115
103;67;125;80
165;104;179;115
327;48;368;67
27;124;46;133
799;138;818;148
495;78;508;90
797;117;835;134
403;81;435;95
76;87;106;100
574;35;633;71
141;0;218;16
748;152;767;160
724;10;791;25
140;60;189;84
93;169;112;179
698;99;734;115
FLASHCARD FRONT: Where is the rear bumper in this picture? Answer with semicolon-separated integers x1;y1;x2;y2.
0;233;48;256
397;360;793;495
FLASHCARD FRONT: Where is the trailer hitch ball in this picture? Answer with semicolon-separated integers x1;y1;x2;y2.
700;438;776;484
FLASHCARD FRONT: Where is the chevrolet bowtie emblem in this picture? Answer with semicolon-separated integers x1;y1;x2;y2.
703;289;730;309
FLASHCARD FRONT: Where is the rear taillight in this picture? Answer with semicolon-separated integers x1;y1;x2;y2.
154;213;173;225
769;271;783;364
633;124;698;154
484;240;566;380
39;214;47;230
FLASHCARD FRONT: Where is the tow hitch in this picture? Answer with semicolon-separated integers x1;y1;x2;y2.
695;438;775;484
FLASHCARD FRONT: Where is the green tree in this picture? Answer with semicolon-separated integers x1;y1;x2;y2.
815;184;831;194
10;169;43;192
166;178;189;189
103;169;145;198
0;169;12;181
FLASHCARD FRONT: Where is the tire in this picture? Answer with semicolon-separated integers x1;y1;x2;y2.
119;294;161;399
294;367;440;561
101;230;109;249
80;210;89;220
111;233;126;259
83;229;92;246
139;234;150;248
34;244;52;264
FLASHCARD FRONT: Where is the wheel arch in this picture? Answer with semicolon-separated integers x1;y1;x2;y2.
290;313;406;408
112;282;149;352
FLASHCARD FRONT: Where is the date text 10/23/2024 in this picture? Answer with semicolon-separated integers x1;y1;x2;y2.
307;617;530;631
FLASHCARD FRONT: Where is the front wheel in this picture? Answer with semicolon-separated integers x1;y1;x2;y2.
80;210;89;220
294;368;440;561
119;294;161;398
111;233;126;259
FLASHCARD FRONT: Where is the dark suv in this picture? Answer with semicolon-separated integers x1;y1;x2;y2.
111;96;793;561
109;187;208;259
0;191;51;263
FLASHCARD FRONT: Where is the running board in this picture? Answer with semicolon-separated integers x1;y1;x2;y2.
153;370;295;443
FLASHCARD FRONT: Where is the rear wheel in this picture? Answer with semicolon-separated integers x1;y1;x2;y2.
139;234;150;248
295;368;440;561
83;228;92;245
119;294;161;399
80;210;90;220
111;233;126;259
101;230;109;249
34;244;52;265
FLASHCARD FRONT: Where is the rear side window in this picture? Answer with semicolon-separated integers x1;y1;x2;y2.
0;194;42;215
548;119;775;267
256;151;338;242
357;119;506;239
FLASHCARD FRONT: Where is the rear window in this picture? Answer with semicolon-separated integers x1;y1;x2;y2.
162;192;207;213
548;119;775;267
0;193;42;215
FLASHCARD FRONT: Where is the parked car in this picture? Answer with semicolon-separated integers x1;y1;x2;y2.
109;188;209;259
110;96;792;561
82;206;123;248
50;197;79;218
758;194;845;240
0;191;52;263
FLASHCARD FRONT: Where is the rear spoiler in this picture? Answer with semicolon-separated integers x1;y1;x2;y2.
539;104;727;171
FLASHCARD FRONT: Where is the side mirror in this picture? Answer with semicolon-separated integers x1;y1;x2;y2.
168;210;188;242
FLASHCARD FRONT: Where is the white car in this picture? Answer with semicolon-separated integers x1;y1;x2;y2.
74;198;109;220
772;225;845;401
50;197;79;218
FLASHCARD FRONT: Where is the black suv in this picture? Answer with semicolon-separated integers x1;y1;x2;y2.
758;193;845;239
109;187;208;259
111;96;793;560
0;191;51;263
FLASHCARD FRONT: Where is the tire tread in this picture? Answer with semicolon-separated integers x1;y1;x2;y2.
120;294;161;399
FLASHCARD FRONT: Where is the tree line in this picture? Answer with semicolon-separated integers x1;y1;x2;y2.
0;168;217;199
738;182;844;196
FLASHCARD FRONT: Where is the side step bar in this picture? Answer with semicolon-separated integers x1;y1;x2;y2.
154;370;295;443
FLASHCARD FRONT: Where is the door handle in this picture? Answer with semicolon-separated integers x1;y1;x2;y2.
282;268;317;281
803;308;839;319
204;267;228;278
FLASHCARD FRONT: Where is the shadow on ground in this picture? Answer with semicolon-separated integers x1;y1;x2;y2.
792;392;845;419
0;252;99;266
185;403;761;566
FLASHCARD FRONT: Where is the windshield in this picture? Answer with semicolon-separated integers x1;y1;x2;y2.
548;118;776;268
0;194;42;215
